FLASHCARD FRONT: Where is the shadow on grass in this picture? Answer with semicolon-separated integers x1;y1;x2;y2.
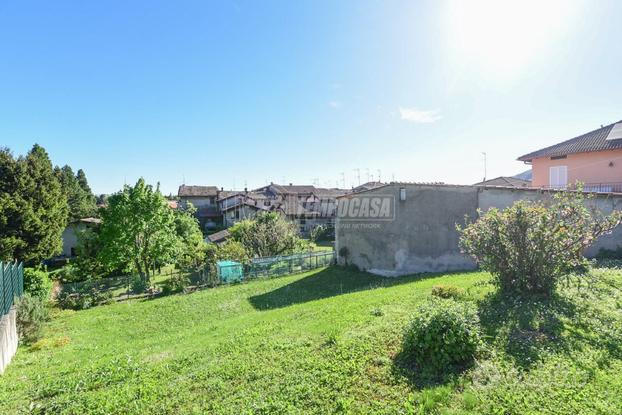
477;277;622;370
477;291;576;369
391;349;473;389
248;266;446;311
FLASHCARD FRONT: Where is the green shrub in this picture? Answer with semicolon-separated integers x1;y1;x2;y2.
403;299;481;371
23;268;53;301
57;281;113;310
163;272;190;294
431;284;465;300
130;276;149;294
310;225;331;242
15;294;49;344
458;189;622;297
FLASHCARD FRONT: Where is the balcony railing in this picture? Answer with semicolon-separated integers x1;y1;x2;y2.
543;182;622;194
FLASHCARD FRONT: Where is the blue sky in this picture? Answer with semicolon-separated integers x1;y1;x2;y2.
2;0;622;195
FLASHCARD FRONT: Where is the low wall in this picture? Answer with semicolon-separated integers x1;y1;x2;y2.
335;184;622;276
0;307;18;374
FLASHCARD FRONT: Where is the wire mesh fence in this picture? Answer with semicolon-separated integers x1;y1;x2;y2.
215;251;335;283
1;261;24;316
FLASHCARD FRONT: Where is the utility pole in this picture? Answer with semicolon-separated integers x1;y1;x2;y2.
377;169;381;183
365;168;370;183
481;152;487;182
340;172;345;188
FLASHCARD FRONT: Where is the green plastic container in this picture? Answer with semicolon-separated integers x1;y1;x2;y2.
217;260;244;283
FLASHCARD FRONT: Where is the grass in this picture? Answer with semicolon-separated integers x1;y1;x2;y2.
1;266;621;414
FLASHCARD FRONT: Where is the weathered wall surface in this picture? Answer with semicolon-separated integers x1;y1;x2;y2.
336;184;479;276
336;184;622;276
0;307;18;375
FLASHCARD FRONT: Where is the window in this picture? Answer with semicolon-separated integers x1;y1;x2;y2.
549;166;568;189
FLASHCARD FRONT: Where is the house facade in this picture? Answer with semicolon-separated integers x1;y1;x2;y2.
177;185;222;230
518;121;622;192
62;217;102;257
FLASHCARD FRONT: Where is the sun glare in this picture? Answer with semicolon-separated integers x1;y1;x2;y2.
445;0;582;81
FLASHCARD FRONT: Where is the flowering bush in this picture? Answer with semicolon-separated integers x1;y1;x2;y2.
458;189;622;297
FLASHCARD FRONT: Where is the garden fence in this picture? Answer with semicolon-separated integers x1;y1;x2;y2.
0;261;24;316
215;250;335;283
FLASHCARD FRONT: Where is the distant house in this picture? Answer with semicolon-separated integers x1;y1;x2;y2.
518;121;622;192
178;185;221;230
251;183;349;234
206;229;231;245
474;176;531;187
353;181;385;193
62;217;101;257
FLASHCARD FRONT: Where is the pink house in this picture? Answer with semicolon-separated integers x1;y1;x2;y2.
518;121;622;192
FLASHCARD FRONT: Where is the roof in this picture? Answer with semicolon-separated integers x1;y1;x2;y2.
270;184;317;194
518;121;622;162
513;169;532;181
220;199;271;212
353;182;385;193
72;217;102;225
206;229;230;244
474;177;531;187
178;185;219;197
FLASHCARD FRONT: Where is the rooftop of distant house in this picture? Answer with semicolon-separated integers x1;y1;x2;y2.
518;120;622;162
178;185;219;197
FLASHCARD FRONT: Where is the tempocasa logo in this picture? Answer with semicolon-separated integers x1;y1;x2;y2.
337;194;395;221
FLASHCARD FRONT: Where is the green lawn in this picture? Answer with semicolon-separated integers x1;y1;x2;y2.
1;266;621;414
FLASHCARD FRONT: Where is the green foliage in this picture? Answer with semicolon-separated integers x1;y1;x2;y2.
458;189;622;297
0;145;68;264
163;272;190;294
15;293;49;344
173;203;207;270
23;267;53;301
55;165;97;222
431;284;465;300
229;212;304;257
130;275;150;294
310;224;331;242
99;178;180;284
57;280;114;310
402;299;481;371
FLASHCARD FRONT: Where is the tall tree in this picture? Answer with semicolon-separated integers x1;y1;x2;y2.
0;144;68;263
99;178;180;282
0;148;23;261
56;165;97;221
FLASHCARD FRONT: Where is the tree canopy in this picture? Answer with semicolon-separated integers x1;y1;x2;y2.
229;212;305;258
0;145;68;263
56;165;97;222
98;178;205;282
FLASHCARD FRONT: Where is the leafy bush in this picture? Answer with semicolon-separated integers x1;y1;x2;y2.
23;268;53;301
310;225;331;242
15;293;49;344
431;284;465;300
162;272;190;294
130;275;149;294
403;299;481;371
458;189;622;297
228;212;305;257
57;281;113;310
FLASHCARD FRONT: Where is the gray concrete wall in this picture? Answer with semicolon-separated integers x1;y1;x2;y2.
0;308;18;374
336;184;622;276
